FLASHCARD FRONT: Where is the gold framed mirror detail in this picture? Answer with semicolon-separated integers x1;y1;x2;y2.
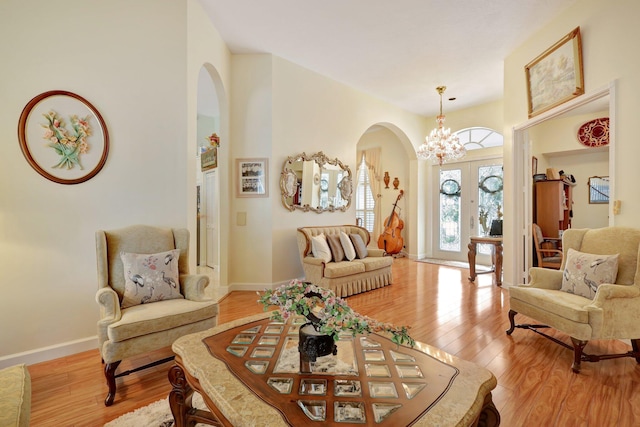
280;151;352;213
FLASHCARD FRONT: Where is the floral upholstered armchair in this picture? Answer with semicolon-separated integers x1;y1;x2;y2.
507;227;640;372
95;225;218;405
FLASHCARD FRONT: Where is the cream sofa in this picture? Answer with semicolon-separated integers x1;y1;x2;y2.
297;225;393;297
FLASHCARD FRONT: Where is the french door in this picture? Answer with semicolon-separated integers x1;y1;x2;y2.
432;158;503;264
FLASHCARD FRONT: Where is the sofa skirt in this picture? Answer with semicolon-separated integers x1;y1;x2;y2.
319;267;392;297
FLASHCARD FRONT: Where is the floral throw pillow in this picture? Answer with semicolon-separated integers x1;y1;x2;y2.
560;248;619;299
120;249;183;308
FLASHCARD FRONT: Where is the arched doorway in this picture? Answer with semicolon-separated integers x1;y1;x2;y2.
355;123;415;256
196;65;221;270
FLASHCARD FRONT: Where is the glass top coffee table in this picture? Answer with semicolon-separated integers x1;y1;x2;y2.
169;312;499;426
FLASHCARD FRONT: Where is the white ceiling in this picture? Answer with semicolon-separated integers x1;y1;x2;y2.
199;0;578;117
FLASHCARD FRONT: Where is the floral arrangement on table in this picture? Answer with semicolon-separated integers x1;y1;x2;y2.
258;279;415;347
42;110;91;170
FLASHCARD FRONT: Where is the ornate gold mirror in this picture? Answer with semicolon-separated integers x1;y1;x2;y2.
280;151;352;212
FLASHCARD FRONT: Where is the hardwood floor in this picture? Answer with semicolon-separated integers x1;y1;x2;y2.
28;258;640;426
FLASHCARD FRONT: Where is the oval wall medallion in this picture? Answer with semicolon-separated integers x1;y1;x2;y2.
577;117;609;148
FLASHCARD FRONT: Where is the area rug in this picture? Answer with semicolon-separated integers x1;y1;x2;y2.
104;393;207;427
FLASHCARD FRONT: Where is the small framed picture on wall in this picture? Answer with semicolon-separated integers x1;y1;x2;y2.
236;158;269;198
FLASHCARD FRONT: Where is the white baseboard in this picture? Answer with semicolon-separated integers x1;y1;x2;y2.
227;278;303;293
230;283;271;292
0;336;99;369
215;285;231;300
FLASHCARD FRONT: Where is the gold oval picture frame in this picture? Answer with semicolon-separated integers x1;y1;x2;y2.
18;90;109;184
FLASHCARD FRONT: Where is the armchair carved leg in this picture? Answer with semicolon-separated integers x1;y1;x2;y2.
506;310;517;335
632;339;640;364
104;360;121;406
570;338;588;373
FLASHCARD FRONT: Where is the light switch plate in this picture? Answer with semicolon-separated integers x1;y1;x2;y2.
237;212;247;226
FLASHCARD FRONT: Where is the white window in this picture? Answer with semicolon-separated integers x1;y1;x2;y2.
456;127;503;150
355;156;375;232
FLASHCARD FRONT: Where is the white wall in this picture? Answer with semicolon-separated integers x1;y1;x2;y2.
0;0;189;362
0;0;234;367
547;151;609;229
187;0;232;289
228;55;275;286
269;57;428;281
438;99;504;134
530;110;608;158
225;55;429;286
503;0;640;285
187;0;232;282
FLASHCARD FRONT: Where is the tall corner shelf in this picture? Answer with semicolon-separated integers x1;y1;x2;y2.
534;180;573;238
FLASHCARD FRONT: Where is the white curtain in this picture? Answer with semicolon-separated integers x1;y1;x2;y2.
358;148;383;240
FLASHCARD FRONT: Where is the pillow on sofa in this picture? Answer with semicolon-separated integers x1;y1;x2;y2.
560;248;619;299
326;234;345;262
120;249;183;308
350;233;368;259
311;233;332;263
340;231;357;261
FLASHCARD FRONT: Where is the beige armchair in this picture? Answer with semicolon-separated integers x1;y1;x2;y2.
95;225;218;406
0;364;30;427
507;227;640;372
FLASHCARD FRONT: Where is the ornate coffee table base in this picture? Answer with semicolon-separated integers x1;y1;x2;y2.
169;360;500;427
477;393;501;427
169;313;500;426
169;361;231;427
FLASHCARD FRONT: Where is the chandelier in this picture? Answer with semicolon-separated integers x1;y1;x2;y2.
416;86;466;166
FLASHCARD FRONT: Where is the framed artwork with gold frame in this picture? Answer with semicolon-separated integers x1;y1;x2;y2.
525;27;584;118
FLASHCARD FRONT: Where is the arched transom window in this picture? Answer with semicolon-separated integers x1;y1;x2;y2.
454;127;503;151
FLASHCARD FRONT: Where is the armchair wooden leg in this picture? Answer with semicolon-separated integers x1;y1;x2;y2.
104;360;121;406
570;338;588;373
632;339;640;364
506;310;517;335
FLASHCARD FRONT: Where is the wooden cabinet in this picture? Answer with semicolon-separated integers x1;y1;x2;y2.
535;180;572;238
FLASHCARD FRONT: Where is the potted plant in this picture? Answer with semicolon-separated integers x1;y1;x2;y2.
258;279;415;347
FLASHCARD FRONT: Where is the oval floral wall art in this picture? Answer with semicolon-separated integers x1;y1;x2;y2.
18;90;109;184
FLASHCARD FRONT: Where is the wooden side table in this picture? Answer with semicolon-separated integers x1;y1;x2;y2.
468;236;503;286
